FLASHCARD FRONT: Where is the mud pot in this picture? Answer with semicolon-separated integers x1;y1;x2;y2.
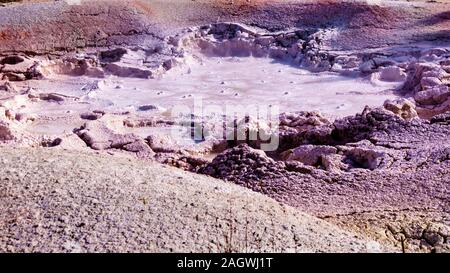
0;0;449;253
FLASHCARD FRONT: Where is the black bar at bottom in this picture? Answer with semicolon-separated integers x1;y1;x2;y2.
0;253;444;272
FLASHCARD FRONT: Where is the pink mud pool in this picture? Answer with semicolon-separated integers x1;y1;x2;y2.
19;56;402;136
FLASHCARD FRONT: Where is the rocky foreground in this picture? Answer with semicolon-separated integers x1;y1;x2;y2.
0;0;449;253
199;109;450;252
0;147;389;253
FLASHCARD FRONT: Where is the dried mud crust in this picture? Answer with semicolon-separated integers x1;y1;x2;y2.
198;109;450;253
0;147;391;253
0;0;448;54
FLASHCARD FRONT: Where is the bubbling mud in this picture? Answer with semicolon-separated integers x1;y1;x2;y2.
1;54;401;151
0;22;447;158
33;56;400;116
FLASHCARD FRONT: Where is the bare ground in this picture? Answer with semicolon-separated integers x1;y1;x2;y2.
0;146;388;253
0;0;449;253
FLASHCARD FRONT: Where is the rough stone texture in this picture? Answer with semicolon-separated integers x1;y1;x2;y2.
0;1;163;54
0;55;41;81
383;98;418;121
0;120;14;141
80;111;104;121
378;66;407;82
281;145;337;166
401;50;450;118
277;111;333;151
0;80;17;94
51;133;88;150
199;108;450;252
75;119;154;158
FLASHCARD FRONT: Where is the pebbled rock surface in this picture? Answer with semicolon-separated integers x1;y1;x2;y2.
199;108;450;252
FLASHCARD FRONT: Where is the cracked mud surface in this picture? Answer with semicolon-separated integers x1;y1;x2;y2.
0;0;449;253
